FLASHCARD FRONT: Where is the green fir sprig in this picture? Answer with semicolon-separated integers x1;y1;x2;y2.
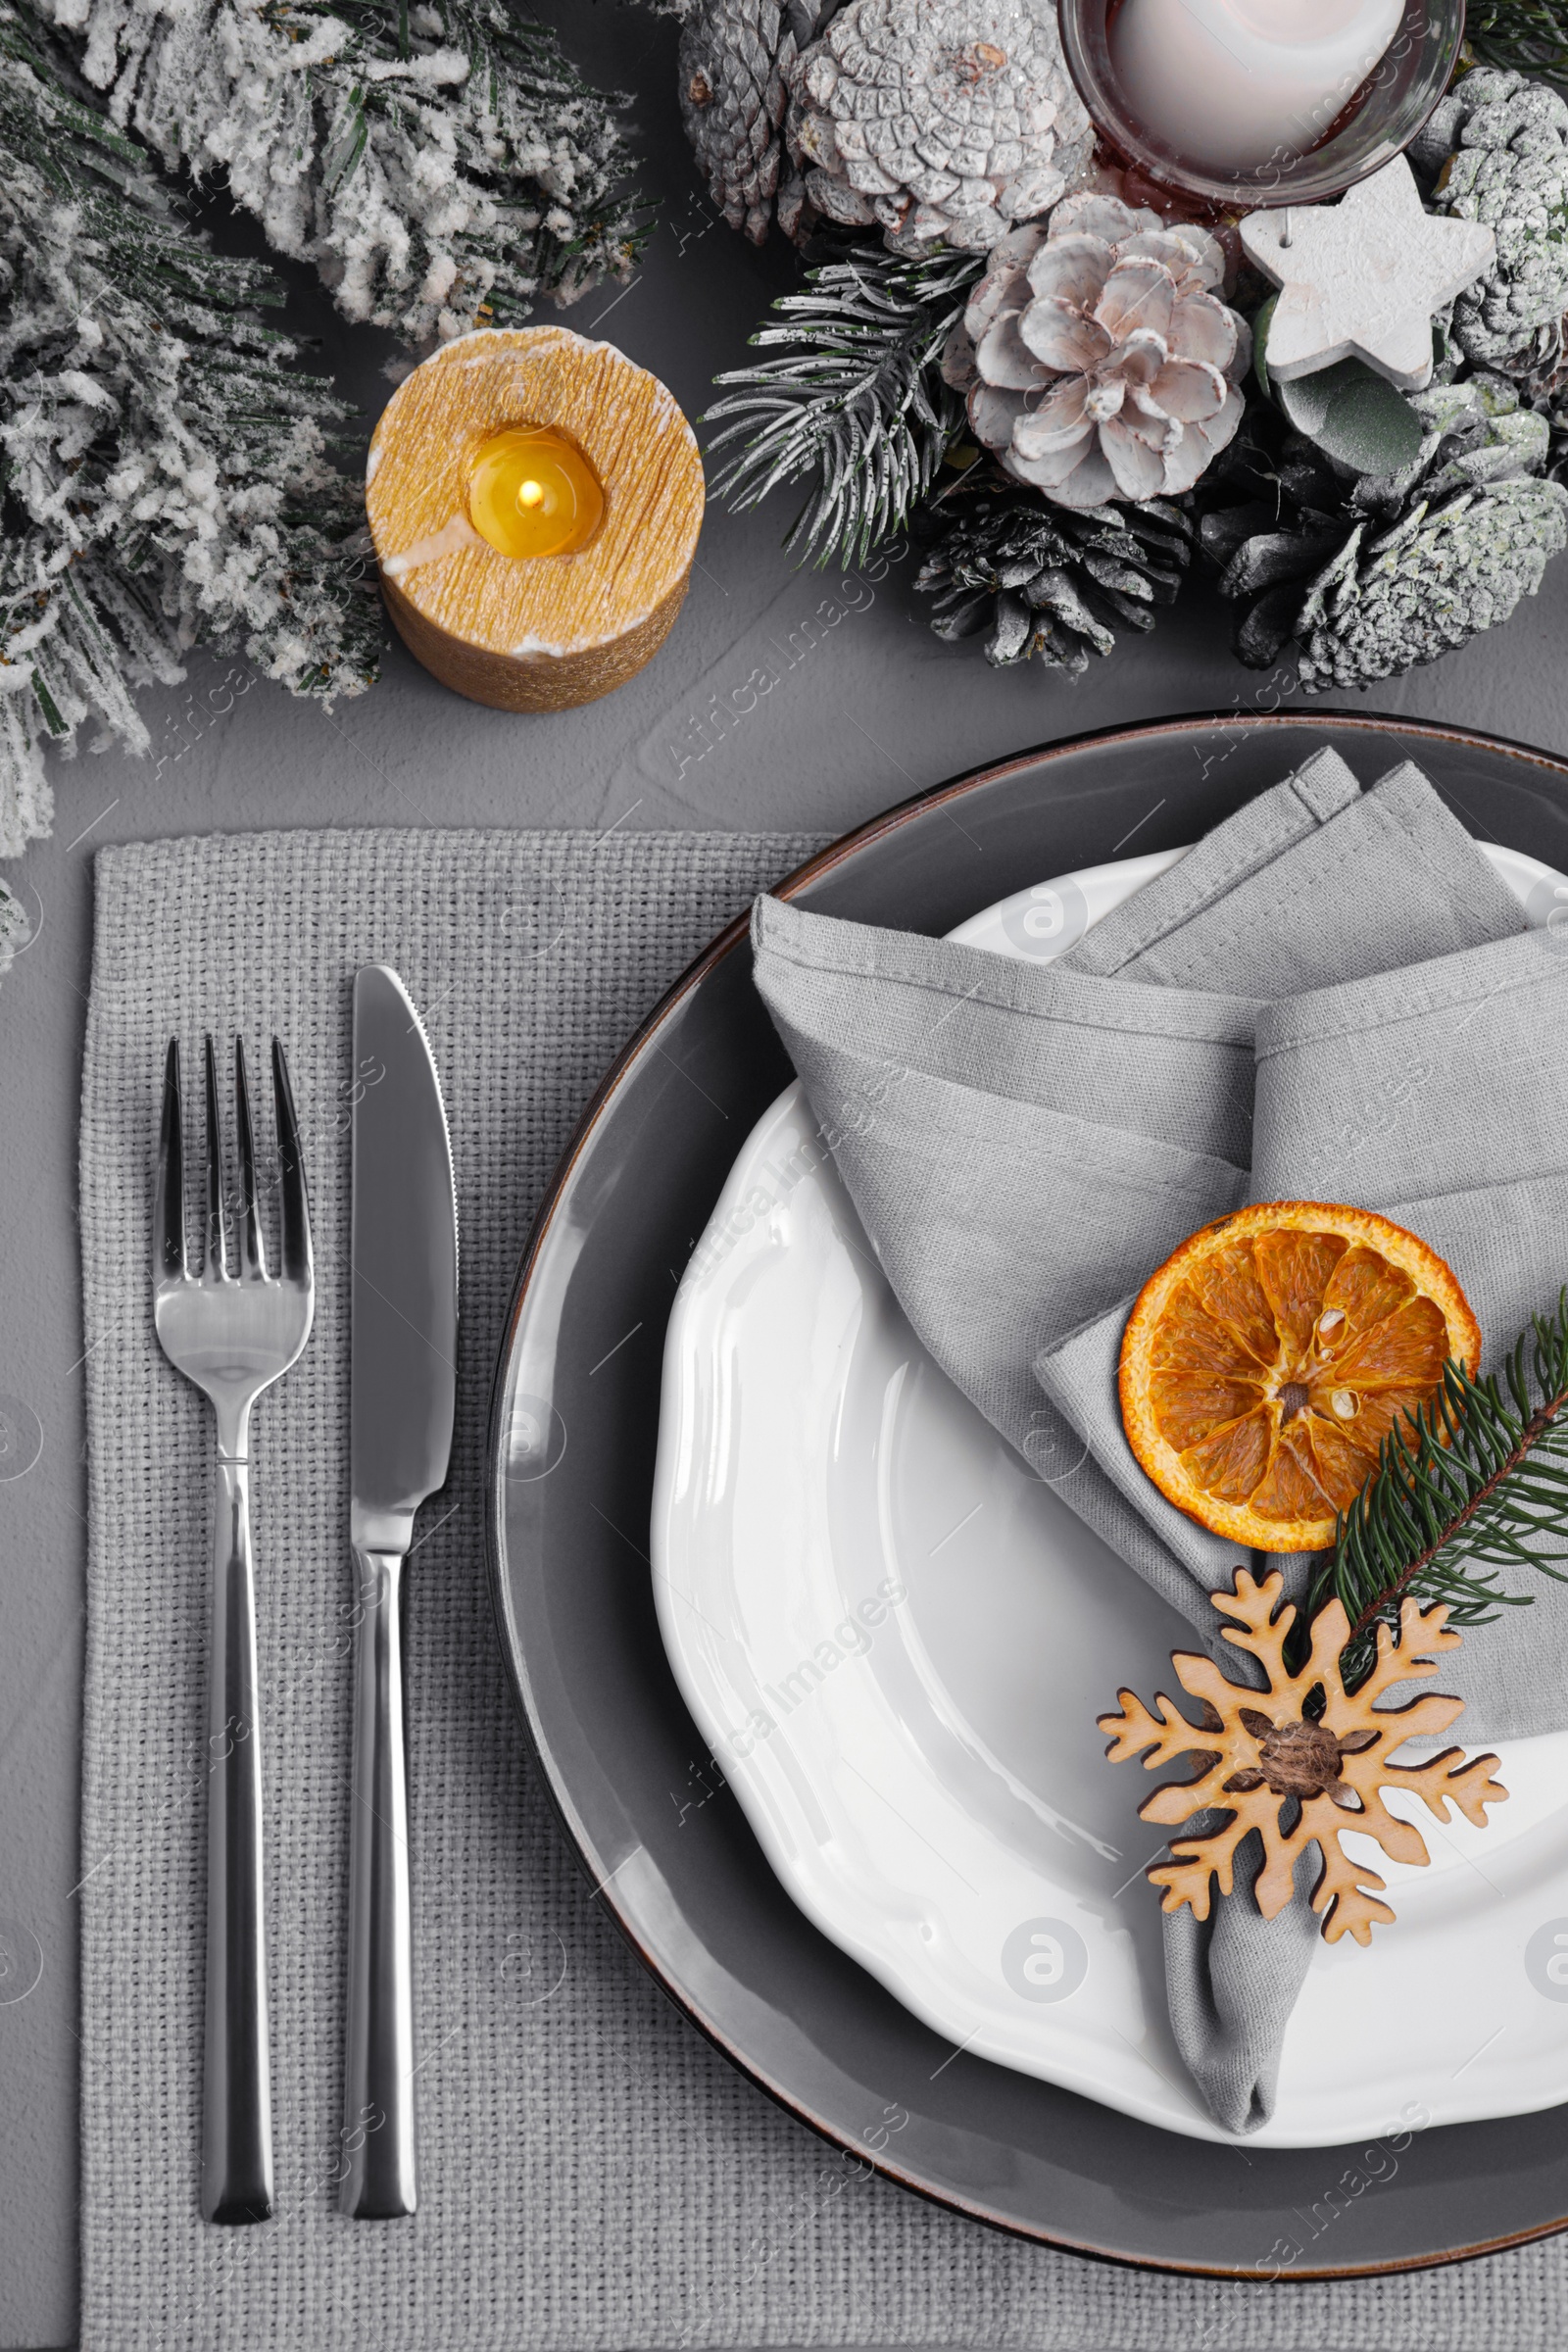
1307;1292;1568;1688
1467;2;1568;88
704;237;980;569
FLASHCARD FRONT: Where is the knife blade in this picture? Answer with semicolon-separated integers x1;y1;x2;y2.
342;962;458;2218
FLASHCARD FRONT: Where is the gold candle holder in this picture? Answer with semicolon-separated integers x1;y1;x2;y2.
367;325;706;713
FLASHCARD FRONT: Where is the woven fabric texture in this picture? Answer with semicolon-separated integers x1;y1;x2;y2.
78;825;1568;2349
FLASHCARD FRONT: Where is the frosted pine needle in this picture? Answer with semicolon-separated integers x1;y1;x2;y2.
705;236;980;568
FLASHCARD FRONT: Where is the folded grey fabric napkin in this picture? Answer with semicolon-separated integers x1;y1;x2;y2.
752;747;1564;2139
753;891;1256;1539
1037;929;1568;1740
755;748;1530;1638
1061;747;1522;991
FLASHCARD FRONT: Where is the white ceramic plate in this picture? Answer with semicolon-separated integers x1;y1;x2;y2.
652;839;1568;2147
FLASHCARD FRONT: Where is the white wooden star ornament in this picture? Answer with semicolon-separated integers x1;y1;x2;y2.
1240;156;1495;392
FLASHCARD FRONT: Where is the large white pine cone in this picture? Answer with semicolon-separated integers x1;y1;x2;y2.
782;0;1093;254
944;192;1251;507
680;1;841;244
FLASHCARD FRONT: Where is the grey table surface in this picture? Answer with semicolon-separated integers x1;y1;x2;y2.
5;8;1568;2346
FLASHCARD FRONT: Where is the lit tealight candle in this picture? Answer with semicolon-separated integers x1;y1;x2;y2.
366;326;704;713
468;425;604;561
1110;0;1403;175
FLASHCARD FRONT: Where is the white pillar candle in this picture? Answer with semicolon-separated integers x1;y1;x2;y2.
1109;0;1404;175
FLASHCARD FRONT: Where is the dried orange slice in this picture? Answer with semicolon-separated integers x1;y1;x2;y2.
1118;1202;1480;1551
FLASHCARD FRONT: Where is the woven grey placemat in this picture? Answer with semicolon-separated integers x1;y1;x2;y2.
78;825;1567;2350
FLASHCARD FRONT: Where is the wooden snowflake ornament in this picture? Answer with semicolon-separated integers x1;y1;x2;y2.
1099;1570;1508;1944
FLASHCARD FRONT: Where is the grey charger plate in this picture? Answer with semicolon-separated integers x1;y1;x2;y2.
487;711;1568;2278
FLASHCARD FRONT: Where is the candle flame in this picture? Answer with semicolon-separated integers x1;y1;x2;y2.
467;422;603;558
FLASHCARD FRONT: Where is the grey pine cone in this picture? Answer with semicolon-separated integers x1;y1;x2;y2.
1422;65;1568;371
914;478;1194;671
680;0;841;242
1295;475;1568;689
1203;375;1568;687
782;0;1092;254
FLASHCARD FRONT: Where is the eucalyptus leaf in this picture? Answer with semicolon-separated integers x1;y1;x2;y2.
1275;356;1426;476
1252;291;1277;400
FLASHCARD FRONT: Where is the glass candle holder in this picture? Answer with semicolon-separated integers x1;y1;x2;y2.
1058;0;1466;213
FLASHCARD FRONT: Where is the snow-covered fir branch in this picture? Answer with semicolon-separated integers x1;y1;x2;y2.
46;0;648;346
1;0;380;855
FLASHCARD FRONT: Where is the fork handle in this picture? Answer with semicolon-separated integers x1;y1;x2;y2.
340;1546;416;2217
203;1457;274;2225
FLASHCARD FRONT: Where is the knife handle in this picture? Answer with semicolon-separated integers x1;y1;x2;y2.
341;1546;417;2217
203;1457;274;2225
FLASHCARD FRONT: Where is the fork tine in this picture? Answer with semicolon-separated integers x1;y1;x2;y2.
272;1038;313;1284
204;1034;231;1280
233;1037;269;1282
155;1040;187;1280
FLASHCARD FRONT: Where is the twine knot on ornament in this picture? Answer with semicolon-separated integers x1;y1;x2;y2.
1228;1708;1373;1800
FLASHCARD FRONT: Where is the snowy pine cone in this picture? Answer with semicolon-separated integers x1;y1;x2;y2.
1420;66;1568;373
943;194;1250;509
1295;477;1568;689
914;478;1193;670
680;0;840;242
781;0;1092;253
1203;378;1568;687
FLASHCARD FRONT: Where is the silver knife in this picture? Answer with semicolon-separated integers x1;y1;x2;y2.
342;963;458;2218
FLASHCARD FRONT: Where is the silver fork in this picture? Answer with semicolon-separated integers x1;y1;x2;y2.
154;1036;315;2226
